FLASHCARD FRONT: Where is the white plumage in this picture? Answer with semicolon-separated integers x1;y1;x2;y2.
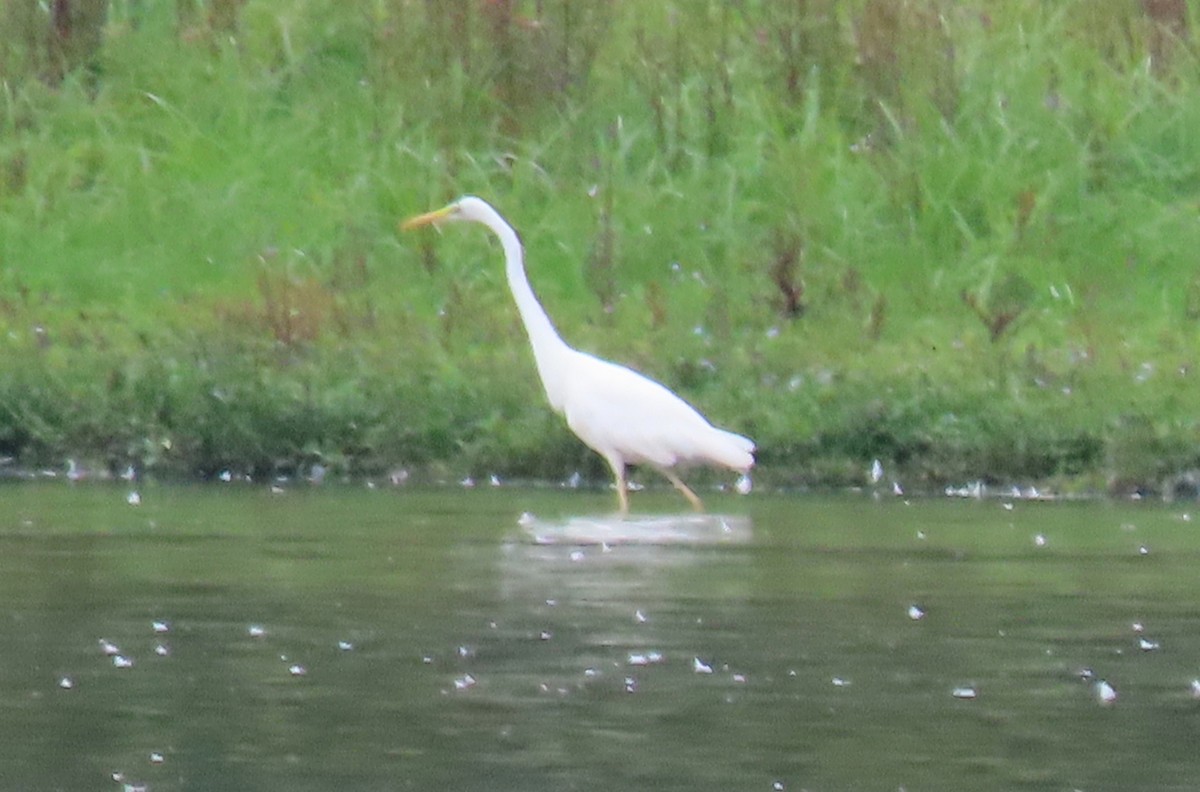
403;196;754;515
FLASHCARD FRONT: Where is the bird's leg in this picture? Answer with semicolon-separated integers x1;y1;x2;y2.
606;457;630;517
659;469;704;513
616;482;629;517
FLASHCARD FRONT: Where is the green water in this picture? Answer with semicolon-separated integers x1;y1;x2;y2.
2;483;1199;791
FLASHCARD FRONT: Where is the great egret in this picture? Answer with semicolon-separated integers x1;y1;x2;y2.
401;196;755;515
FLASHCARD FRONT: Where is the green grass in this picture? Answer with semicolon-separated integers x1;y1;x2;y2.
1;0;1199;492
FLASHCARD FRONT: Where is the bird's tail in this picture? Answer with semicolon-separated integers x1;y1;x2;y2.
712;429;755;472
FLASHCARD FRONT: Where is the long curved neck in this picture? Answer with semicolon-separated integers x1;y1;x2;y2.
480;206;573;408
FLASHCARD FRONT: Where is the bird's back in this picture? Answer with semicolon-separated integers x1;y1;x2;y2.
558;350;754;472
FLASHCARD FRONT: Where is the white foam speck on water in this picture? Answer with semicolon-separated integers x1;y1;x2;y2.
1095;679;1118;705
627;652;663;667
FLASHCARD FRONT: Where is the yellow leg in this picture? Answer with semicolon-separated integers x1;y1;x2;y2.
660;469;704;512
607;457;629;517
615;476;630;517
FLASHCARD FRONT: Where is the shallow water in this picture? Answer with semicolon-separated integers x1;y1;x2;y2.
2;483;1199;791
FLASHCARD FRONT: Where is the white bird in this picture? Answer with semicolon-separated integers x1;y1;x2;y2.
402;196;755;515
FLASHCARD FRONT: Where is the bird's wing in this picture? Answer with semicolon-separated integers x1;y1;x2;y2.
562;352;754;471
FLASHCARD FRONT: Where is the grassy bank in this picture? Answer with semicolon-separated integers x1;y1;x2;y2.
2;0;1200;494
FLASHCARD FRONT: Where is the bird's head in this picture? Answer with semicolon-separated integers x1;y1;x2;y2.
400;196;492;232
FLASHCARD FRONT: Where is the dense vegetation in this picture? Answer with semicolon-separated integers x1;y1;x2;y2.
1;0;1199;494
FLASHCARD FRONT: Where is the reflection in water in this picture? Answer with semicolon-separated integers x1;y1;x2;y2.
519;512;753;545
489;517;755;710
444;518;768;790
1;486;1199;791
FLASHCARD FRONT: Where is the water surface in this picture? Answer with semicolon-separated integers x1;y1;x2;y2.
2;483;1198;791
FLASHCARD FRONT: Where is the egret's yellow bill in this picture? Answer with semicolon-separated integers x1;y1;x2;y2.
400;205;454;231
